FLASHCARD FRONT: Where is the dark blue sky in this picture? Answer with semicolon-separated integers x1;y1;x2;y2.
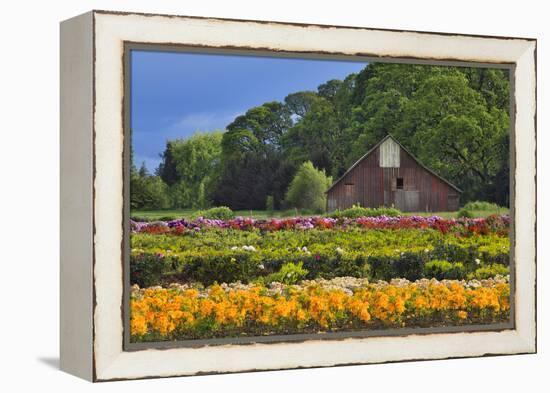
131;50;368;171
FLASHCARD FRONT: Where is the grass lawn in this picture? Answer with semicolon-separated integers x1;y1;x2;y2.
405;207;509;219
131;206;508;221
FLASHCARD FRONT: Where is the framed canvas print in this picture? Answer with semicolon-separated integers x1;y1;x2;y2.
60;10;537;382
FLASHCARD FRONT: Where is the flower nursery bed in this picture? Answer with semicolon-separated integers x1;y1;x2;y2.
130;276;510;342
131;214;510;236
130;227;509;286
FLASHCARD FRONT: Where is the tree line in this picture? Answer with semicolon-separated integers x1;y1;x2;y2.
131;62;510;211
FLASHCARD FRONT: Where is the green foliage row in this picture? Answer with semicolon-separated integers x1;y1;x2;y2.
462;201;502;211
131;248;509;288
132;206;235;222
130;228;509;286
456;200;507;219
132;204;402;222
456;208;475;219
195;206;235;220
328;205;402;218
417;260;509;281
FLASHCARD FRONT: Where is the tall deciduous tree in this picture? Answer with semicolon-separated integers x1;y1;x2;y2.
215;102;293;209
158;131;223;209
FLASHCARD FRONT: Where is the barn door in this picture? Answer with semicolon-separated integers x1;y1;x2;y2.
344;183;355;209
395;190;420;212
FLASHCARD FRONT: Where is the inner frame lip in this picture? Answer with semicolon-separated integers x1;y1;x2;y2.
121;41;516;352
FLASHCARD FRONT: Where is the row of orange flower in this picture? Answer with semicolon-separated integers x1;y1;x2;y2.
130;279;510;341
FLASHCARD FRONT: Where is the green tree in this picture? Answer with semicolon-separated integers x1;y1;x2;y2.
285;161;332;213
130;164;170;210
398;73;509;201
215;102;293;209
158;131;223;209
284;91;318;120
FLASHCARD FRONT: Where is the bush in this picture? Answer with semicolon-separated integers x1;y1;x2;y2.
463;201;500;211
285;161;332;213
130;253;173;287
369;253;426;281
181;253;261;286
424;260;466;280
196;206;235;220
130;174;171;210
328;205;402;219
456;208;474;218
468;264;509;280
258;262;308;285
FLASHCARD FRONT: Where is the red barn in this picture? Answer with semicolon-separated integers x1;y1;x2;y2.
326;135;462;212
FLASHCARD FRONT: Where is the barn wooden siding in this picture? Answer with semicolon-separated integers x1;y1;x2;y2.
327;137;460;212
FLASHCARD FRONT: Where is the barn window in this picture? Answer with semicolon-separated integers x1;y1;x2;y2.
396;178;404;189
345;183;354;197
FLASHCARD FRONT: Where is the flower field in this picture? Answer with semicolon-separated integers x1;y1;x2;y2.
130;276;510;341
129;214;511;342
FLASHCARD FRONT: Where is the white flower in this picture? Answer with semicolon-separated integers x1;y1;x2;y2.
302;246;309;252
475;258;481;265
258;264;265;270
231;246;238;250
242;245;257;252
335;247;344;255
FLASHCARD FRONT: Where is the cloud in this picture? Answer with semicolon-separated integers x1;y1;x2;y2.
132;110;244;173
169;110;242;133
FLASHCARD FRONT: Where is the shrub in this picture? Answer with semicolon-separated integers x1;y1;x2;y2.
303;254;369;280
328;205;402;219
369;253;426;281
130;174;171;210
197;206;235;220
259;262;308;285
424;260;466;280
130;253;173;287
181;253;261;286
285;161;332;213
456;208;474;218
463;201;500;211
468;264;510;280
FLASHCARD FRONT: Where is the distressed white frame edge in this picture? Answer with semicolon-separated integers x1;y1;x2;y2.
60;11;94;381
61;10;536;382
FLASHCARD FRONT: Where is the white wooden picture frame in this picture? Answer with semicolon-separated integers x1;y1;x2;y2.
60;10;536;382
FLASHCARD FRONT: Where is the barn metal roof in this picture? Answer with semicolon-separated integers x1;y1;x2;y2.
326;134;463;193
